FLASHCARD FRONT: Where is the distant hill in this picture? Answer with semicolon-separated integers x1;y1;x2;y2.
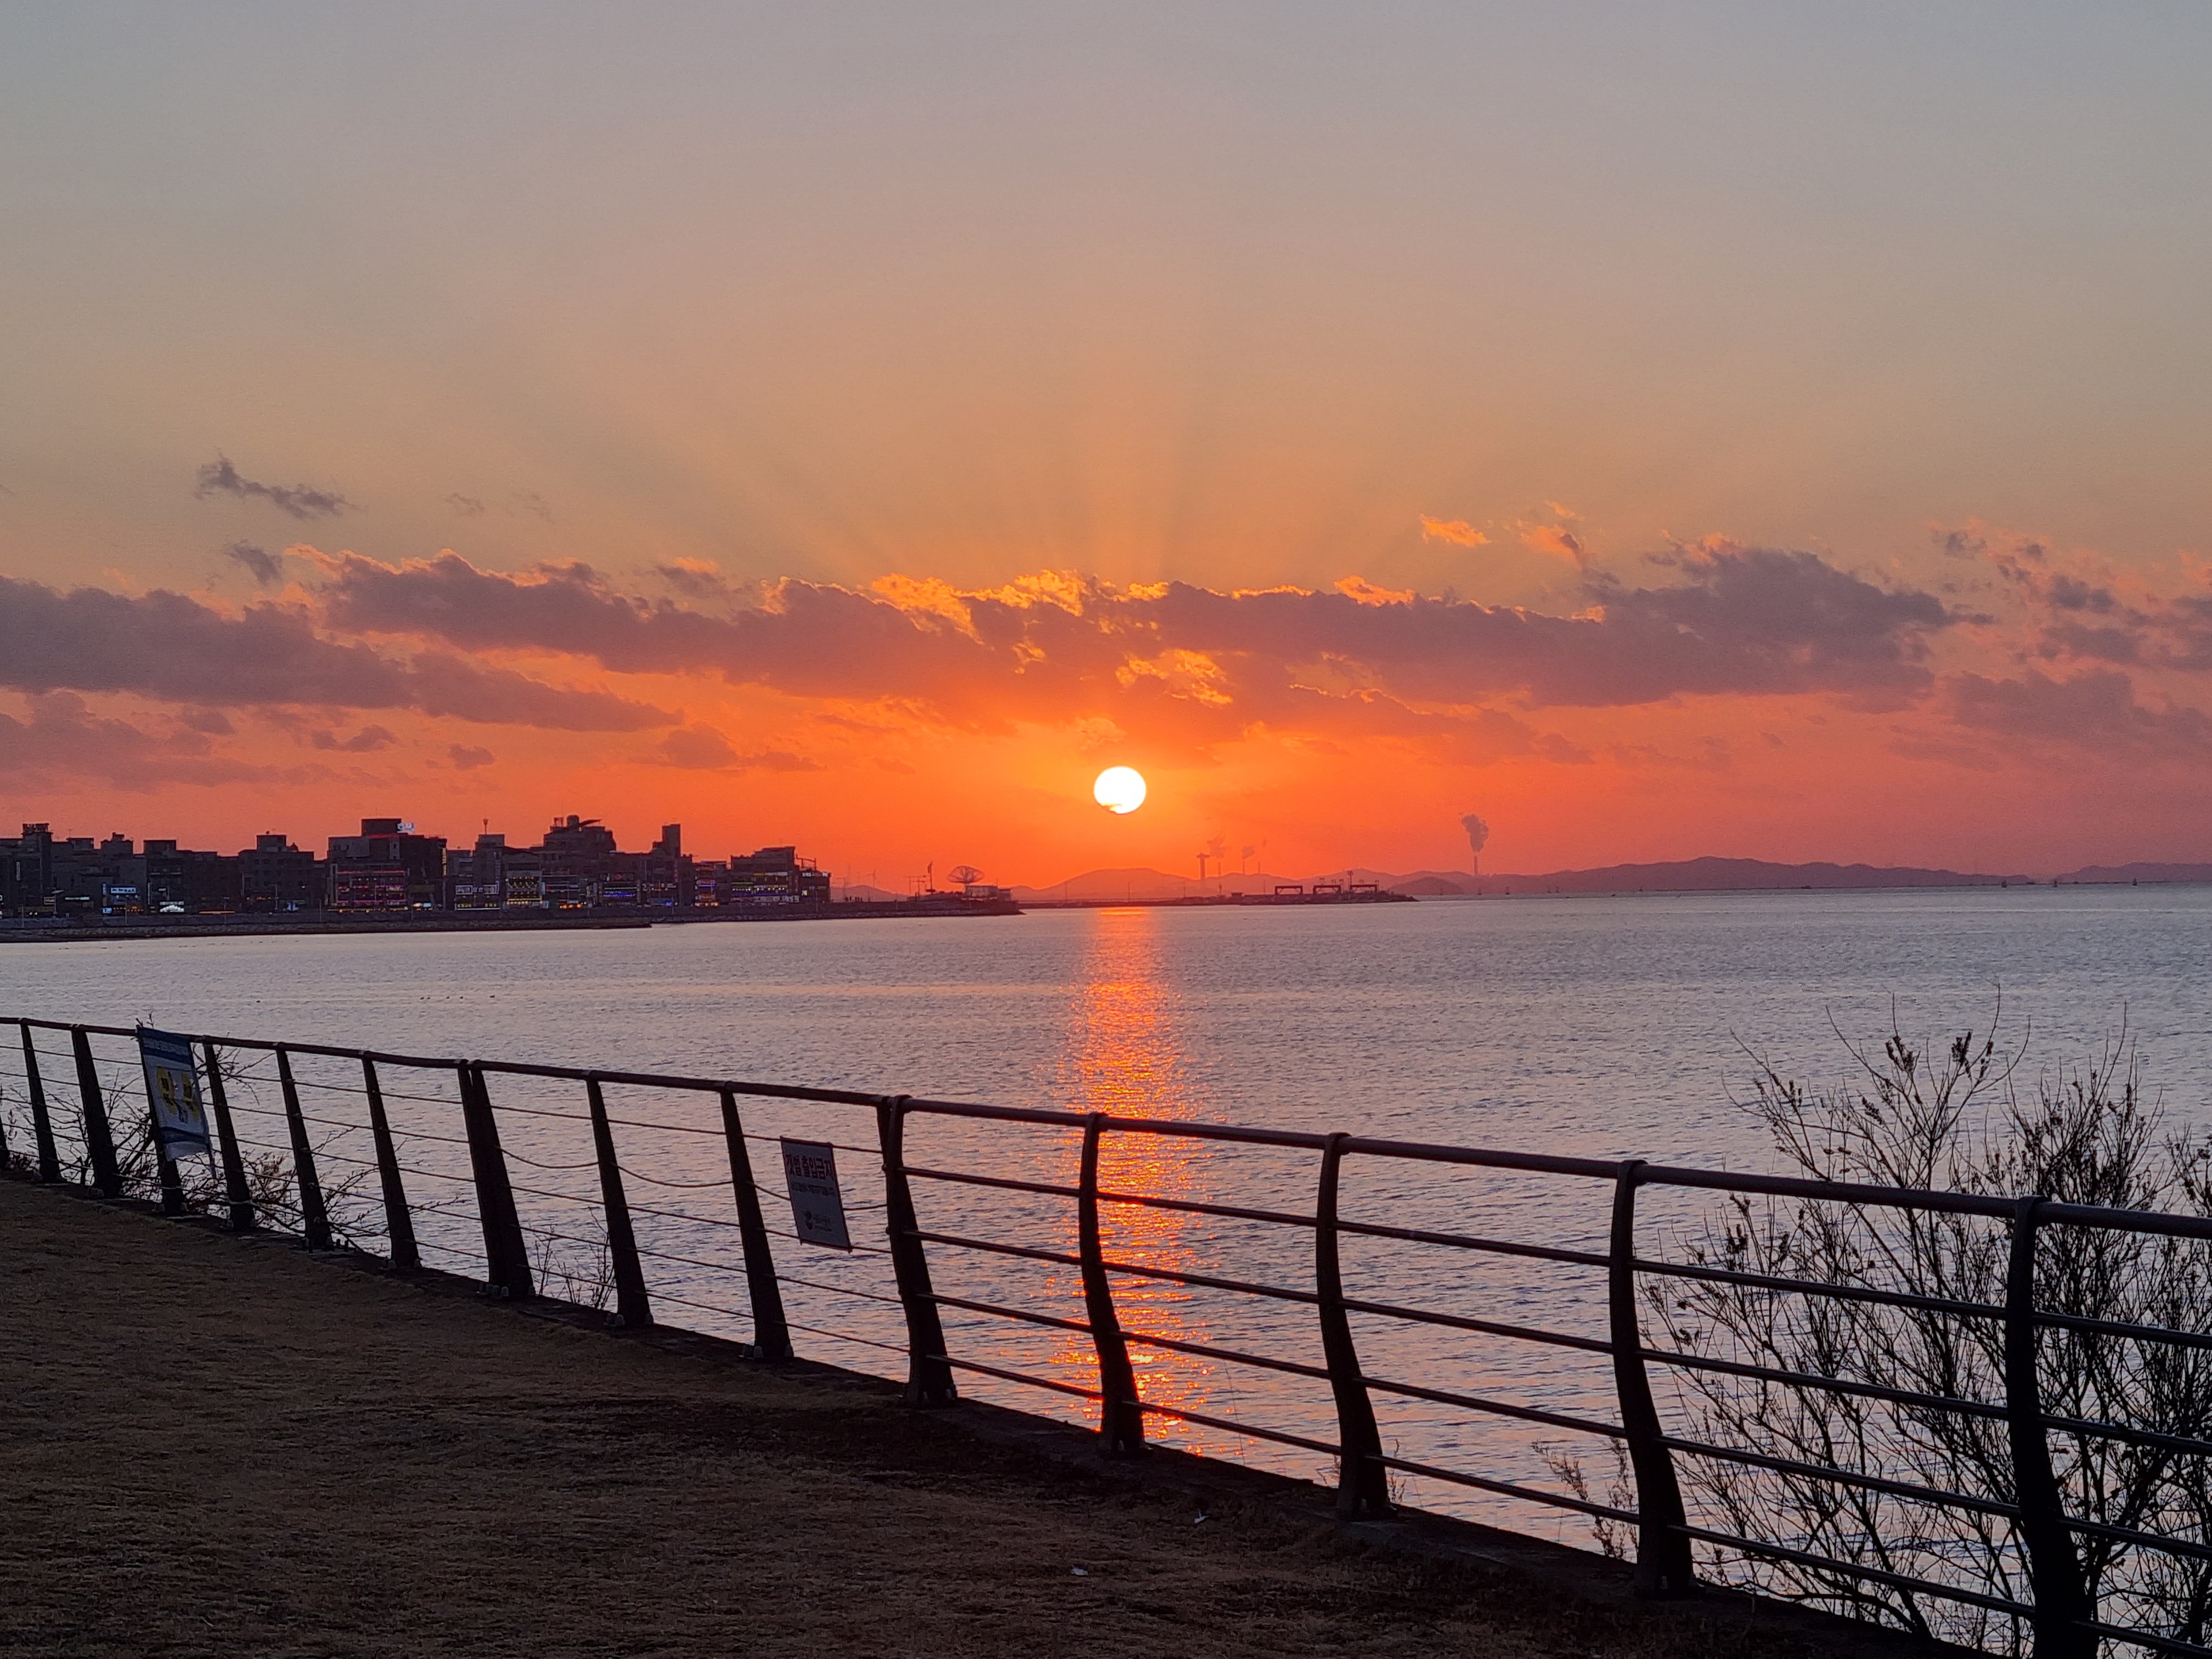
2054;862;2212;885
1011;867;1309;902
1001;856;2212;904
1454;856;2040;895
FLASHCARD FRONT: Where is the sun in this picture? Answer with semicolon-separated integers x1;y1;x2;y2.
1092;765;1147;815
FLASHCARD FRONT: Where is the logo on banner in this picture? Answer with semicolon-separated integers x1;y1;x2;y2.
136;1026;213;1163
779;1139;852;1250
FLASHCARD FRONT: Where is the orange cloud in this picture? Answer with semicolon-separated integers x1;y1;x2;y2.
14;541;2212;884
1517;521;1587;565
1419;515;1488;546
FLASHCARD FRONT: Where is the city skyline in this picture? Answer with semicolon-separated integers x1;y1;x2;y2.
5;8;2211;882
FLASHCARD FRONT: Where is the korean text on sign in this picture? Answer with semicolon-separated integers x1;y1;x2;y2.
779;1139;852;1250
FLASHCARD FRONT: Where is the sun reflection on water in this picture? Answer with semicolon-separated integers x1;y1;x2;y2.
1032;909;1233;1451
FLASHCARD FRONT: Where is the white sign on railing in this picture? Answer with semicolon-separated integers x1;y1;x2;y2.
779;1139;852;1250
136;1025;213;1164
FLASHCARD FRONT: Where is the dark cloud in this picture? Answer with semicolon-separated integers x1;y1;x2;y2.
225;541;284;586
0;693;273;789
1946;670;2212;762
317;546;1956;753
448;743;495;770
444;493;486;516
656;559;733;602
195;456;353;521
653;725;823;772
311;724;397;753
0;574;675;731
511;491;554;523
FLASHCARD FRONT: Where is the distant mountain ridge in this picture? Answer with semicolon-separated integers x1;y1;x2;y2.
1008;856;2212;903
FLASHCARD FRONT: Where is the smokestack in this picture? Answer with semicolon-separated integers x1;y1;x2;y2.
1460;812;1490;875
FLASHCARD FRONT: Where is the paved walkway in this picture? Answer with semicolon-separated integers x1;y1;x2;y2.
0;1180;1851;1658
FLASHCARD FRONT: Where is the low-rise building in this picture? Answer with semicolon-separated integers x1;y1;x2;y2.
327;817;447;911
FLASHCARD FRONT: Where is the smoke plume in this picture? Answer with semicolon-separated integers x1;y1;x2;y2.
1460;812;1489;873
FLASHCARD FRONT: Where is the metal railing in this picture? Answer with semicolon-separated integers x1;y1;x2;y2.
6;1013;2212;1658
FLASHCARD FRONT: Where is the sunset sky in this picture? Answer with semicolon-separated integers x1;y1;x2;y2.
4;4;2209;882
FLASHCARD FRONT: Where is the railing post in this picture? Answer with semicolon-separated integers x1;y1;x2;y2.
276;1047;334;1249
584;1076;653;1328
21;1024;60;1183
360;1058;417;1268
2006;1194;2094;1659
877;1095;957;1406
1077;1113;1145;1454
72;1026;122;1198
718;1090;792;1360
202;1042;253;1231
1317;1132;1391;1516
1610;1160;1696;1598
458;1063;533;1299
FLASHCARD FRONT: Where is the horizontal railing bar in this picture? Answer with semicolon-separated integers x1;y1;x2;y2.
1121;1328;1333;1384
772;1273;904;1306
2035;1308;2212;1353
1631;1255;2006;1322
2063;1515;2212;1564
1644;1346;2008;1422
620;1200;753;1233
2041;1414;2212;1461
1632;1164;2017;1218
1130;1398;1343;1458
930;1293;1094;1337
937;1353;1105;1403
782;1318;910;1357
1095;1253;1318;1307
911;1229;1081;1269
2074;1618;2212;1657
1675;1524;2034;1617
1334;1214;1612;1268
1662;1435;2018;1519
1361;1373;1627;1441
910;1227;1322;1307
601;1114;723;1138
617;1165;743;1192
1091;1186;1318;1232
652;1289;761;1327
1372;1451;1641;1523
909;1161;1323;1233
905;1166;1079;1201
1335;1134;1623;1181
1341;1294;1613;1355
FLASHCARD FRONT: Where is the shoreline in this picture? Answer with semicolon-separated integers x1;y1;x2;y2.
0;896;1023;944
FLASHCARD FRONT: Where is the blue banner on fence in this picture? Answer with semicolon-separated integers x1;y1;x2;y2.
136;1026;212;1163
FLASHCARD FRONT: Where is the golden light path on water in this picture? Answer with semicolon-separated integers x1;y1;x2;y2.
1037;907;1218;1448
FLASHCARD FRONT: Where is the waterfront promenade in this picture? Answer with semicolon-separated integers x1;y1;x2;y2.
0;1181;1891;1659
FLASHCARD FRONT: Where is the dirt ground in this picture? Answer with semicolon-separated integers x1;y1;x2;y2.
0;1180;1876;1658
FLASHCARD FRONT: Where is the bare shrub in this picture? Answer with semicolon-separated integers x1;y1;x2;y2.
527;1211;615;1312
1629;1014;2212;1654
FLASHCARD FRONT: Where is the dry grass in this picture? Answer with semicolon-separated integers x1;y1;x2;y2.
0;1180;1881;1658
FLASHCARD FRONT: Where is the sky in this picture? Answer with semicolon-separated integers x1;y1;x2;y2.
3;3;2209;883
